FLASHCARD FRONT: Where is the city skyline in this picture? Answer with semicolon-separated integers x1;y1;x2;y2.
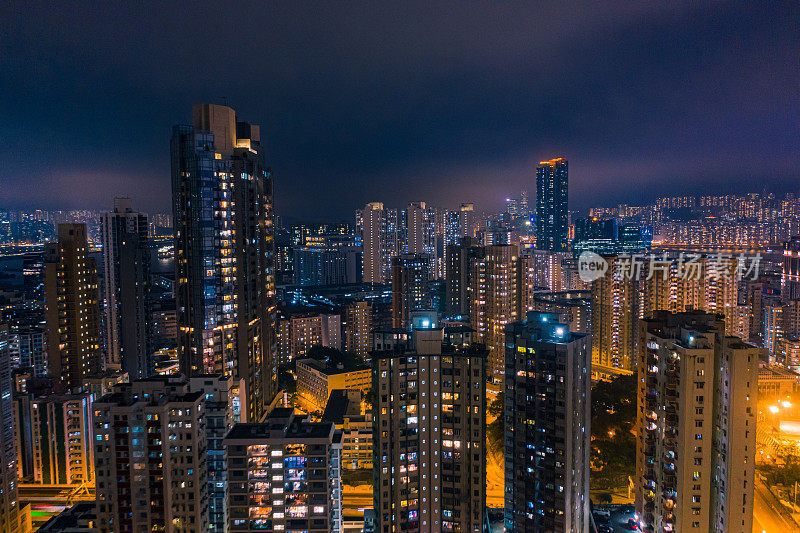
3;4;800;532
3;3;799;219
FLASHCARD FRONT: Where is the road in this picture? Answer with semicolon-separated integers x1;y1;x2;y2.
754;477;800;533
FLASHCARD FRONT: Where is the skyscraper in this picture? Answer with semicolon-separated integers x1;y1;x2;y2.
189;374;234;533
406;202;426;255
504;312;591;532
391;253;432;328
361;203;403;284
171;104;276;422
224;409;343;533
93;377;209;533
0;324;19;533
470;244;519;386
362;202;386;284
44;223;101;392
14;392;94;485
101;197;152;379
372;327;487;533
458;203;476;238
590;257;640;371
444;237;480;317
636;311;757;533
535;157;569;252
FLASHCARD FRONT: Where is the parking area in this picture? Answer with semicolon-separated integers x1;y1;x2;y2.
592;504;640;533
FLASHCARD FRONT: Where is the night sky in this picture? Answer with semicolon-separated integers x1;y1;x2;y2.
2;2;799;221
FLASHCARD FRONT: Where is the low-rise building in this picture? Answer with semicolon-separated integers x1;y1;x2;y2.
321;389;372;470
758;364;800;401
296;358;370;411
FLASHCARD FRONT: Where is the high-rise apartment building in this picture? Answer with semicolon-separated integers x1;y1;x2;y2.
372;327;487;533
405;202;439;275
361;203;403;284
93;377;209;533
504;312;591;532
636;311;757;533
535;157;569;252
343;301;371;359
391;254;432;328
277;312;341;365
783;237;800;301
471;245;519;385
362;202;385;284
444;237;481;317
293;246;361;286
171;104;276;422
0;324;20;533
14;392;94;484
406;202;427;255
44;223;101;392
458;203;476;238
10;324;46;376
517;249;564;308
590;257;641;372
101;197;151;379
189;374;234;533
224;409;343;533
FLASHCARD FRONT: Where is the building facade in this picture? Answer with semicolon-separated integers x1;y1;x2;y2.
14;392;94;485
535;157;569;252
101;197;152;379
504;312;591;532
635;311;757;533
470;245;519;386
44;223;102;392
372;328;487;533
391;254;432;329
0;324;20;533
93;377;208;533
224;409;343;533
171;104;276;422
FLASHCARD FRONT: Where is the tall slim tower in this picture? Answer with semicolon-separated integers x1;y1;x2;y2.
406;201;426;254
0;324;19;533
636;311;756;533
100;197;151;379
362;202;385;284
372;327;487;533
44;223;102;392
458;203;476;238
504;312;591;532
470;244;519;386
391;253;432;328
171;104;276;422
535;157;569;252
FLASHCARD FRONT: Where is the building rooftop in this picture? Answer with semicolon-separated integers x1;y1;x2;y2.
38;501;96;532
505;311;586;344
225;410;337;442
321;389;363;423
760;365;800;380
297;356;369;375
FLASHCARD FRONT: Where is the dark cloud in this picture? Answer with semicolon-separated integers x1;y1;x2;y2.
1;1;798;220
